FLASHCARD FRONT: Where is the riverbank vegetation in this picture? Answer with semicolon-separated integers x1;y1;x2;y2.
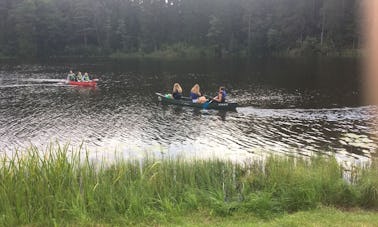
0;0;361;59
109;43;214;60
0;146;377;225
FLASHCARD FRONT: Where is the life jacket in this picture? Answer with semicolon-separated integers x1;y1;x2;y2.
172;92;182;99
190;92;199;100
68;73;75;81
220;90;227;102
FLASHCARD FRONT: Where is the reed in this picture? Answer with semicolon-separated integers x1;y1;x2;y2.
0;146;377;225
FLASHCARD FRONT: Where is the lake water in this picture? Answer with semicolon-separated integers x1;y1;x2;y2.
0;58;377;163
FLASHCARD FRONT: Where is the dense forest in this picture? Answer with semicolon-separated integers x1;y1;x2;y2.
0;0;361;58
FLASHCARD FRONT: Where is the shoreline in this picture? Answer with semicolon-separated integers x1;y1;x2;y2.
0;49;362;62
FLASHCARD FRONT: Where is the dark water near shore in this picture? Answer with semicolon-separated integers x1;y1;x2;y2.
0;58;377;163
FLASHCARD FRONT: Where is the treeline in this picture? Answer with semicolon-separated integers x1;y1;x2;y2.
0;0;361;58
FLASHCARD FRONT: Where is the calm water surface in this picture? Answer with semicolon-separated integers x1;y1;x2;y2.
0;58;377;163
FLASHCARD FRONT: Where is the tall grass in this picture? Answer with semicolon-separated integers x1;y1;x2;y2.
0;146;377;225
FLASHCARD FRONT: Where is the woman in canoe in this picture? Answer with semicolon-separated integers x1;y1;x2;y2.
76;72;83;81
172;83;183;99
212;86;227;103
190;84;207;104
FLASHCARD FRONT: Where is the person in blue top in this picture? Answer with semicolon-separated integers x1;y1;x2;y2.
212;86;227;103
172;83;183;99
190;84;207;103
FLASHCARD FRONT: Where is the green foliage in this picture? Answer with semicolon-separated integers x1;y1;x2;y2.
242;192;283;219
298;37;321;56
110;43;212;59
62;45;106;57
356;160;378;208
0;0;361;58
1;146;377;225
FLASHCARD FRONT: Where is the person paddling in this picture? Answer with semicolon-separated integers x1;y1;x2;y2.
172;83;183;99
83;72;90;82
67;70;76;81
76;72;83;81
212;86;227;103
190;84;207;104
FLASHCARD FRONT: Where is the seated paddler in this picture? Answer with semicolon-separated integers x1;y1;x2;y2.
76;72;83;81
67;70;76;81
172;83;183;99
83;72;90;82
190;84;207;104
212;86;227;103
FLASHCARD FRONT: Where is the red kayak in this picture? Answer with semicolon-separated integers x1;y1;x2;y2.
67;80;97;87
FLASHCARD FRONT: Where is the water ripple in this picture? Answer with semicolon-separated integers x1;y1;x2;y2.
0;63;376;164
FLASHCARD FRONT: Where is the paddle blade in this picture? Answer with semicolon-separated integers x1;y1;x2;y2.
203;100;212;109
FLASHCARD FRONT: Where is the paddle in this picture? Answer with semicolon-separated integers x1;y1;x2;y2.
202;98;214;109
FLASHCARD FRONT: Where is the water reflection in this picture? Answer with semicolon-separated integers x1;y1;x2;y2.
0;59;375;164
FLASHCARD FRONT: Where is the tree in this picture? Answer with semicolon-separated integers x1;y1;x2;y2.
0;0;361;57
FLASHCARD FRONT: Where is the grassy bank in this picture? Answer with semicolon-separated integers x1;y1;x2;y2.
0;146;377;225
179;207;378;226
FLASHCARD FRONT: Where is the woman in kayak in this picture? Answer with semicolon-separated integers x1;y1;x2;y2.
77;72;83;81
67;70;76;81
212;86;227;103
83;72;90;81
172;83;182;99
190;84;207;103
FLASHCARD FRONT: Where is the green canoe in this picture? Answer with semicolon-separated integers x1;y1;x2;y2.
156;92;237;111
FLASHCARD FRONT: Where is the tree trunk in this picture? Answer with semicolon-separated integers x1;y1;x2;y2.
320;10;325;47
247;13;251;55
94;17;102;47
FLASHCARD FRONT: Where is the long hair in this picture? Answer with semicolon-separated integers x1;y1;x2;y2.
191;84;200;95
173;83;182;93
